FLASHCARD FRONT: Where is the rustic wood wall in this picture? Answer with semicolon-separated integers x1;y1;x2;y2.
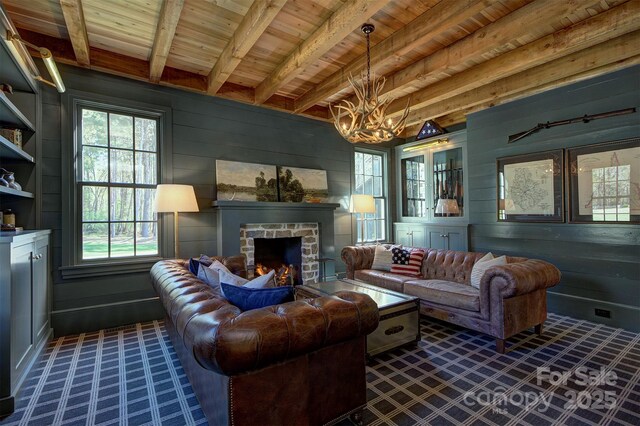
467;65;640;331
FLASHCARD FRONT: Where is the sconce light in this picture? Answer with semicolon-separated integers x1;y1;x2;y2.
402;138;449;153
7;31;65;93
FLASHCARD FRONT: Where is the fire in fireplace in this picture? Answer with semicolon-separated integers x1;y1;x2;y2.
254;237;302;285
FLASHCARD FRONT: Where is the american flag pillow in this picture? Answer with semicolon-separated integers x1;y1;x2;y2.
390;247;425;277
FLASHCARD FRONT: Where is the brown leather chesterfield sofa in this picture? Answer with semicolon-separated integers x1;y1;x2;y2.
150;256;379;426
341;246;561;353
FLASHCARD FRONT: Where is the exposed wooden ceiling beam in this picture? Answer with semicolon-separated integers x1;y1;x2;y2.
16;28;331;122
293;0;493;113
386;1;640;120
207;0;286;94
59;0;90;67
253;0;389;104
404;32;640;127
351;0;631;110
149;0;185;83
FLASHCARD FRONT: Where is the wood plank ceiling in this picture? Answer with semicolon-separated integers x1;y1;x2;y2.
5;0;639;138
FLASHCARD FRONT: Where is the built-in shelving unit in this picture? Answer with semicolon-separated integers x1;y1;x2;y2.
0;4;41;216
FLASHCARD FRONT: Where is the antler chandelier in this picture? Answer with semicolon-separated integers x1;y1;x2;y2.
331;24;410;144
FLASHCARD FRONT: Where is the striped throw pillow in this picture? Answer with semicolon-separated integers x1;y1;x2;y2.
390;247;425;277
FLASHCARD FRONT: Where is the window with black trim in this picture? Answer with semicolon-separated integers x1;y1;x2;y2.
354;150;387;243
77;106;160;261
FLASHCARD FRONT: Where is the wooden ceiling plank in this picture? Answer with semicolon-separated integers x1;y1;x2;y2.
59;0;90;66
207;0;287;95
386;1;640;119
371;0;630;106
254;0;390;104
149;0;185;83
404;32;640;127
293;0;493;113
16;27;331;122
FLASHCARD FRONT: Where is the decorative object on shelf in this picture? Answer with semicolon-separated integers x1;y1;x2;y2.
6;32;66;93
277;166;328;203
330;24;410;144
153;184;199;258
1;83;13;94
216;160;278;202
0;168;20;190
567;137;639;224
350;194;375;245
415;120;445;141
508;107;636;144
0;128;22;148
497;149;564;222
0;175;7;187
2;209;15;226
435;198;459;217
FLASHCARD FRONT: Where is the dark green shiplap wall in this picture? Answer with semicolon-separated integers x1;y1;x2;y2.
40;64;371;336
467;66;640;331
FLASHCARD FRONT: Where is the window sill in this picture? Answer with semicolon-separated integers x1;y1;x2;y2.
60;257;166;279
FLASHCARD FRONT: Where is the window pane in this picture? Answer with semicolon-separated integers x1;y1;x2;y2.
136;188;156;221
135;117;157;151
82;223;108;259
373;176;382;197
135;152;156;184
82;186;108;221
364;154;373;175
110;149;134;183
82;146;108;182
355;153;363;174
364;175;373;194
375;198;385;219
355;174;364;194
110;187;134;221
82;109;108;146
373;155;381;176
110;223;134;257
109;114;133;149
136;223;158;256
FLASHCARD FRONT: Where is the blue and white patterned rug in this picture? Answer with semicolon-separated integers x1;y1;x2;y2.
1;313;639;426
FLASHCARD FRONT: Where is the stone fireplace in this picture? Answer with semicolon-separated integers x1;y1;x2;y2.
212;200;340;283
241;223;319;284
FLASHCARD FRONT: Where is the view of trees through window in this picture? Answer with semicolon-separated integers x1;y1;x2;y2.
79;107;159;260
354;151;386;243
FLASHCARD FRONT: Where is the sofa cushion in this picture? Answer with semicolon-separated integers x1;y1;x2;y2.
404;279;480;312
371;244;396;271
354;270;414;293
470;253;507;289
220;282;294;311
390;247;425;277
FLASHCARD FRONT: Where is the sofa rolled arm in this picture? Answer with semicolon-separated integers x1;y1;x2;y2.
341;245;377;279
185;291;379;376
481;259;561;298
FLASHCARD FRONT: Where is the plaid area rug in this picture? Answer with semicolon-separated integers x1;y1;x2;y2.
1;313;639;426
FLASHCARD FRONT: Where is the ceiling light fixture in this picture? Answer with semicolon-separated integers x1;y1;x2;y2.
7;31;66;93
331;24;409;144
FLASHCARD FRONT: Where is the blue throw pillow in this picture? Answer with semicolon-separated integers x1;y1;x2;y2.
189;255;214;275
220;282;294;311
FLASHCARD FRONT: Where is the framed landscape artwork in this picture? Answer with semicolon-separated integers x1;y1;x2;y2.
215;160;278;202
497;149;564;222
567;137;640;224
277;166;329;203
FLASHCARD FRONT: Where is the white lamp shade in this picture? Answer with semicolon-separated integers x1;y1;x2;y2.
350;194;376;214
154;184;199;213
435;198;459;215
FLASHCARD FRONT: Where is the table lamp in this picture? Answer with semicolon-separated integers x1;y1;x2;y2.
350;194;375;244
435;198;459;217
154;184;199;258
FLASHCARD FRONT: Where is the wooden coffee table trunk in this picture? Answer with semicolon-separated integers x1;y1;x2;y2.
296;279;420;356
